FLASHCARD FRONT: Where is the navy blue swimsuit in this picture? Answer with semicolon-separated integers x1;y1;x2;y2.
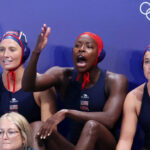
58;69;107;144
139;83;150;149
0;74;41;123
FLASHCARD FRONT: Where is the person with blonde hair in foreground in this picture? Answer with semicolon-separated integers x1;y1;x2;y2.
0;112;38;150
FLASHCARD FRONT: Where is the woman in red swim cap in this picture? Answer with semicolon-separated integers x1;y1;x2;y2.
22;24;128;150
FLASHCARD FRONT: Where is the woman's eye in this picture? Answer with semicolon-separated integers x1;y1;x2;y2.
144;60;150;64
75;44;80;48
8;130;16;134
87;45;93;49
0;130;3;134
0;48;5;52
10;48;16;52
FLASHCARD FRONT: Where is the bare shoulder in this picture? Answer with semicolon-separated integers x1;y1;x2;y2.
124;83;145;115
127;83;145;103
106;71;128;82
106;71;128;91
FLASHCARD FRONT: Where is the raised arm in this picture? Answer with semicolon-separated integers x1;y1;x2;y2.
22;24;51;91
116;91;139;150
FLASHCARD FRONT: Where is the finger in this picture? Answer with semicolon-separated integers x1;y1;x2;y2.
45;27;51;38
37;125;43;136
43;123;54;139
45;126;53;138
40;127;47;139
43;24;47;33
41;27;45;34
40;124;50;139
40;32;44;37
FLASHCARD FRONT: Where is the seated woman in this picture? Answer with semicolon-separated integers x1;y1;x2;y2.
0;30;56;150
22;24;128;150
0;112;37;150
0;30;56;123
116;46;150;150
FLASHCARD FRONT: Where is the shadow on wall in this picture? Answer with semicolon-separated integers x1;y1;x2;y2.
129;49;146;91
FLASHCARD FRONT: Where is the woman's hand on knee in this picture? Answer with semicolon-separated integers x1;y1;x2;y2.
37;109;68;139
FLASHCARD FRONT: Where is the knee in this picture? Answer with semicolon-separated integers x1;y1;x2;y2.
30;121;43;134
83;120;100;137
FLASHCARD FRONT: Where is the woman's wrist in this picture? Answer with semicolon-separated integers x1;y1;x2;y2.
32;49;41;55
60;109;69;116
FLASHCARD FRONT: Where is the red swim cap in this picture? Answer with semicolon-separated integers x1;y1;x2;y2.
77;32;103;66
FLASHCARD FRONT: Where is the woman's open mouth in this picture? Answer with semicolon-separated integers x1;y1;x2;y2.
76;55;87;68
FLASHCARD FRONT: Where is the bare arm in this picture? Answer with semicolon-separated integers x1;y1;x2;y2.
116;87;143;150
22;24;52;91
64;73;128;129
39;87;57;121
38;72;128;138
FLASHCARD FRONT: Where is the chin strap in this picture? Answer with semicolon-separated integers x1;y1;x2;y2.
7;71;16;93
76;72;90;90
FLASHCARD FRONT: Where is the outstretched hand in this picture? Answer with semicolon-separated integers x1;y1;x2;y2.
37;109;68;139
34;24;51;53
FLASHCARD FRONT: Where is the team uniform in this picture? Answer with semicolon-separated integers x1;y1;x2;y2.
0;74;41;123
139;83;150;149
58;69;108;144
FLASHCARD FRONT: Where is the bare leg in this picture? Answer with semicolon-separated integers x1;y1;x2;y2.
46;131;75;150
30;121;46;150
35;120;116;150
31;121;74;150
75;120;116;150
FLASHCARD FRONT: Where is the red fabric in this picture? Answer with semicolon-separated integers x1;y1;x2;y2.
76;72;90;90
2;33;24;93
77;32;103;66
76;32;103;90
7;71;16;93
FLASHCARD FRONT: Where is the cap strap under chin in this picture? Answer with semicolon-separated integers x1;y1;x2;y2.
7;71;16;93
76;72;90;90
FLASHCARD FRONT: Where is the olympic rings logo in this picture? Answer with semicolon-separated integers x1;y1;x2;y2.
140;1;150;21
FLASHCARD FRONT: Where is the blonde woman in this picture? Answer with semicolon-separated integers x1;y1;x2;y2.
0;112;38;150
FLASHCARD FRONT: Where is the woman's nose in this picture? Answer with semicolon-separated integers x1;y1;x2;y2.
3;49;10;57
2;132;9;139
79;44;86;52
